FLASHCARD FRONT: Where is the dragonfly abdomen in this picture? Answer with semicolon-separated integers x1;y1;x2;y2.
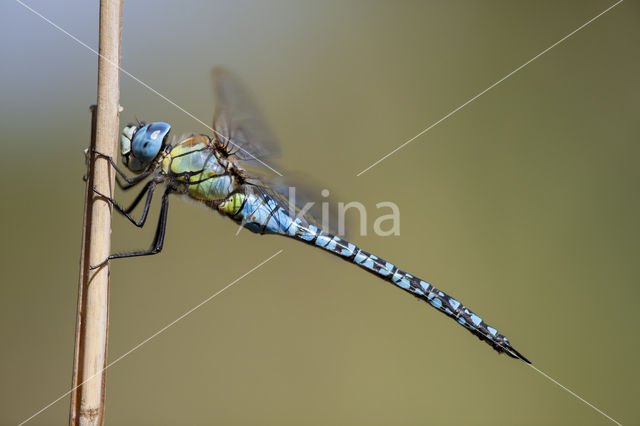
291;223;530;363
222;188;529;362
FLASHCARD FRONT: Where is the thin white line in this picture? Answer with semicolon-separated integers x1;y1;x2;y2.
528;363;623;426
16;250;284;426
15;0;283;177
356;0;624;176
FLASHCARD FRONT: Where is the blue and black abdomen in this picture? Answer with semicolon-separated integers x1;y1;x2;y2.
225;187;529;362
293;225;530;362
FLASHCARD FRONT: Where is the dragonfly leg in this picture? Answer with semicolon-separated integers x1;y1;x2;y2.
115;175;133;190
92;180;157;227
83;172;130;191
90;188;171;270
92;149;153;189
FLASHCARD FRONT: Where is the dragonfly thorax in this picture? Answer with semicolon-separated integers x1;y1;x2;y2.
121;122;171;173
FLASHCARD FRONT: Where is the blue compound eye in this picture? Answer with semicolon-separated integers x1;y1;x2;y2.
131;122;171;166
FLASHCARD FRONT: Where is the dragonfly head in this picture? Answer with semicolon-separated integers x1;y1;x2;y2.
120;122;171;173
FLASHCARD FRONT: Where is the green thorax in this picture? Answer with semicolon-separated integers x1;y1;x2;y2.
161;135;240;203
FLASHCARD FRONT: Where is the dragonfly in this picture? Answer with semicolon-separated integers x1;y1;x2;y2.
91;68;530;364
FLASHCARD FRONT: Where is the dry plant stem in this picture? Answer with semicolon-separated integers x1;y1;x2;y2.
69;1;123;425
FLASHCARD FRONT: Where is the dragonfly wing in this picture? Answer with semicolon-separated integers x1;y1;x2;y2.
211;68;350;237
212;68;281;164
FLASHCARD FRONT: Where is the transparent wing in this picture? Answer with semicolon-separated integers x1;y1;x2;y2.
212;68;281;164
212;68;349;236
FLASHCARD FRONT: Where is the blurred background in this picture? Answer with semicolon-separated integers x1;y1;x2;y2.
1;0;639;424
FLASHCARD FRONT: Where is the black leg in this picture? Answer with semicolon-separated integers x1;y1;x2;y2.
115;176;135;190
84;171;133;190
92;149;153;188
90;188;172;269
93;180;157;227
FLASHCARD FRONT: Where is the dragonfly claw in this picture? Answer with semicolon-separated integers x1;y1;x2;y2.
92;186;109;199
91;148;112;160
88;258;109;270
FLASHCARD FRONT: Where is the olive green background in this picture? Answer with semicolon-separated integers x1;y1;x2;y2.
1;1;638;425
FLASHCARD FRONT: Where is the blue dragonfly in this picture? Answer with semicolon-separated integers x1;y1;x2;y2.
92;68;530;363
